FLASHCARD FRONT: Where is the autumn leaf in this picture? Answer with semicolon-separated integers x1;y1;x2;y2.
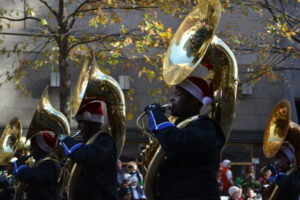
40;19;48;26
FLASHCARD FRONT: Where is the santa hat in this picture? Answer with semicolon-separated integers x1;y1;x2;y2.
223;159;231;168
35;130;56;153
177;76;213;105
281;141;296;165
75;100;104;124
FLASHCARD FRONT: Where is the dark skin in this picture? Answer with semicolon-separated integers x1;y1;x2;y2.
169;86;202;118
274;150;290;172
77;120;102;142
30;137;48;160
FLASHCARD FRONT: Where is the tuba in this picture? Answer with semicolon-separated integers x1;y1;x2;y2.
14;86;71;200
0;118;25;166
67;52;126;200
137;0;238;199
263;99;300;200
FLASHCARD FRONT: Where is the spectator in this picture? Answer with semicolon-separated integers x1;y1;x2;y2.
117;159;124;189
124;161;143;187
244;188;262;200
128;177;146;200
221;159;234;193
258;167;273;185
241;173;261;192
244;165;255;179
118;186;132;200
228;186;243;200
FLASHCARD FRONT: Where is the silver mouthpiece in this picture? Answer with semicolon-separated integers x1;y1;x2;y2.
162;104;172;111
71;130;81;138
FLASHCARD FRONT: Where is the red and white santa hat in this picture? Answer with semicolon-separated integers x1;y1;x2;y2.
35;130;56;153
177;76;213;105
75;100;104;124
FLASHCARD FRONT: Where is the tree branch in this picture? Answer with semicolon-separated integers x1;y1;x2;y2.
72;5;160;17
263;0;278;23
31;38;54;61
39;0;58;18
67;0;91;20
242;66;300;84
0;16;40;22
68;28;140;51
68;34;114;52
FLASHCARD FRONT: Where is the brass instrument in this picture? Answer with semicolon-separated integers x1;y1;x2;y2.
0;118;24;165
14;86;71;200
163;0;221;86
68;53;126;200
137;0;238;199
263;99;300;200
0;118;33;199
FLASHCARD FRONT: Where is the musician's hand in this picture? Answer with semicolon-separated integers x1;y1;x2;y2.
60;137;83;157
144;103;161;112
144;103;174;133
12;156;29;175
16;156;28;166
269;164;286;183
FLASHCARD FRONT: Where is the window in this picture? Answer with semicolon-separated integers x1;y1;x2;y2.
221;143;253;177
222;143;253;163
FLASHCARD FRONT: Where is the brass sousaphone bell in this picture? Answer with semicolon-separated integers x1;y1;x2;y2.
26;86;70;141
163;0;221;86
0;118;23;165
138;0;239;199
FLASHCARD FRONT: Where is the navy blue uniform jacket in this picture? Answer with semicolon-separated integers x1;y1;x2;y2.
277;170;300;200
67;132;118;200
17;159;60;200
156;115;225;200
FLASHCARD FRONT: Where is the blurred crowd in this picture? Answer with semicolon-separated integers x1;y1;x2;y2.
0;158;290;200
218;159;275;200
117;160;146;200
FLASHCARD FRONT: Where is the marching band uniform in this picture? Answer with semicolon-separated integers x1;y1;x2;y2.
272;142;300;200
276;170;300;199
60;100;118;200
13;132;60;200
145;76;225;200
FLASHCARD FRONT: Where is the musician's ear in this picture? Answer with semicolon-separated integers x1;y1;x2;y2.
190;96;203;111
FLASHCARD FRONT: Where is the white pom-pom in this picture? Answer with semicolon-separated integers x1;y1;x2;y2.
83;111;92;120
202;96;213;105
